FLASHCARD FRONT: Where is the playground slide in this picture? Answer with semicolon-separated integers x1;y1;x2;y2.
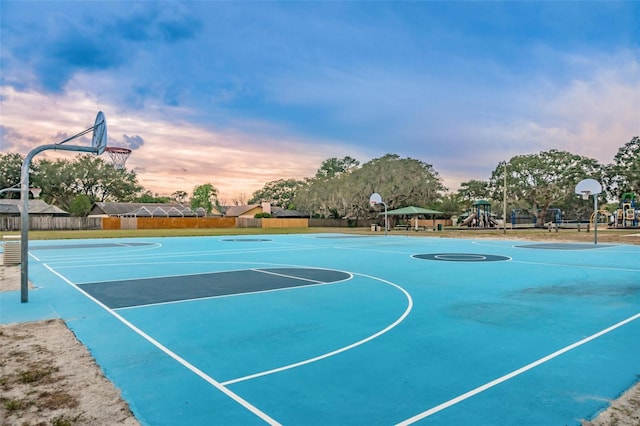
461;213;476;226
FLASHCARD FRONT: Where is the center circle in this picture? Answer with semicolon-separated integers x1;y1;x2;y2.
435;254;487;261
412;253;511;262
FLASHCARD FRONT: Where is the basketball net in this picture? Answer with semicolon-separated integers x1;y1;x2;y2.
581;191;590;201
105;147;132;169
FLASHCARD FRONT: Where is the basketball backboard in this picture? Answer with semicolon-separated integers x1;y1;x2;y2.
370;192;383;206
92;111;107;155
575;178;602;198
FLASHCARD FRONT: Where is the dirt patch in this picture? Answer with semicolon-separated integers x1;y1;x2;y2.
582;382;640;426
1;230;639;424
0;316;138;425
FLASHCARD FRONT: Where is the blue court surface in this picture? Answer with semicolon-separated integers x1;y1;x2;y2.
1;234;639;425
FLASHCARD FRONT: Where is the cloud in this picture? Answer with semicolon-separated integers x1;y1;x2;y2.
0;125;40;151
121;134;144;150
111;3;202;43
485;52;638;160
1;3;202;93
1;2;637;197
0;86;360;198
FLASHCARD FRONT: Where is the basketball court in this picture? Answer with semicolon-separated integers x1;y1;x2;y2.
1;234;639;425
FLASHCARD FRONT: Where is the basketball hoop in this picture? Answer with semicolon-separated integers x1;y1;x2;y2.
370;192;382;207
19;111;107;303
575;178;603;245
105;147;132;169
369;192;387;236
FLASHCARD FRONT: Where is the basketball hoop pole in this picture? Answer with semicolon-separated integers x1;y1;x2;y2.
579;191;598;244
20;144;101;303
378;201;388;236
19;111;107;303
593;193;598;245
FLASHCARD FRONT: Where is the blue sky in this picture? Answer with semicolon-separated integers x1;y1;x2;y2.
1;1;638;201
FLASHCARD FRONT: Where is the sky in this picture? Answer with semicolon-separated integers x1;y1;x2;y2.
1;1;639;202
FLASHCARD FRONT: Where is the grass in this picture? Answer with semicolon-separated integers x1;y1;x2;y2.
3;226;331;240
18;365;59;384
51;414;84;426
39;390;80;410
2;397;26;411
1;324;82;424
1;225;636;245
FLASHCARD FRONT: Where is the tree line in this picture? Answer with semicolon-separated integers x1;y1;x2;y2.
251;137;638;225
1;136;638;224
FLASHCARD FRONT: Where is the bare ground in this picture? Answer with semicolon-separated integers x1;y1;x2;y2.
1;229;639;425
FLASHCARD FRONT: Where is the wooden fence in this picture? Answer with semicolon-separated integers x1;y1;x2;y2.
0;215;415;231
0;216;102;231
262;218;308;228
236;217;262;228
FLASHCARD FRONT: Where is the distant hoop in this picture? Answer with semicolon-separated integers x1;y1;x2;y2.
575;178;601;198
580;191;591;201
369;192;383;206
105;147;132;169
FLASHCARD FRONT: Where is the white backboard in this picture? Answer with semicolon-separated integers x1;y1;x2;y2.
574;178;602;195
369;192;383;205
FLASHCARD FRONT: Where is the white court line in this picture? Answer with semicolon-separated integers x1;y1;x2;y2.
253;268;328;283
43;263;282;426
114;268;354;311
221;272;413;386
58;261;350;285
114;277;353;311
42;244;320;265
396;312;640;426
32;242;162;262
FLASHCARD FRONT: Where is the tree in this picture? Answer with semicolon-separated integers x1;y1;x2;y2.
0;153;28;198
68;194;93;217
230;194;248;206
295;154;446;220
190;183;218;214
315;156;359;178
171;190;188;204
354;154;446;210
33;155;142;210
606;136;640;199
489;150;604;226
456;180;490;209
249;178;305;208
134;191;170;203
433;193;464;219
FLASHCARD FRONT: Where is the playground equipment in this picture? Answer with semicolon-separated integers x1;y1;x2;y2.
510;208;562;228
510;208;535;227
590;210;611;225
461;200;497;228
611;192;639;228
